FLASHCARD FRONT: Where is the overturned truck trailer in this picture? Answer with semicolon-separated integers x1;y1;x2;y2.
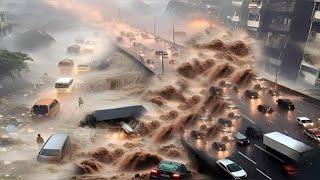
81;105;146;134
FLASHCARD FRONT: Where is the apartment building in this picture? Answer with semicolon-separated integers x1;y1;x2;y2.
230;0;318;82
0;11;11;38
299;1;320;86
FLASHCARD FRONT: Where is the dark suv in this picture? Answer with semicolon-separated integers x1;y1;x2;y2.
150;161;191;179
244;90;259;99
277;99;295;111
257;104;274;114
209;86;223;96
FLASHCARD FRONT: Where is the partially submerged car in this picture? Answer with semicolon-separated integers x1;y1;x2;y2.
218;118;233;127
304;128;320;142
67;44;80;54
190;130;205;140
150;161;191;179
77;64;91;72
209;86;223;96
268;89;281;96
244;90;259;99
58;59;74;72
277;99;295;111
212;142;227;151
257;104;274;114
31;98;60;118
37;133;70;162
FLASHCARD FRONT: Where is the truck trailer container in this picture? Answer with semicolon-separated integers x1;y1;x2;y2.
263;132;312;161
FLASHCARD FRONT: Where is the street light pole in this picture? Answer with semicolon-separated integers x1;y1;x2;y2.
153;16;156;36
275;68;279;91
156;51;168;75
161;53;164;75
172;24;175;45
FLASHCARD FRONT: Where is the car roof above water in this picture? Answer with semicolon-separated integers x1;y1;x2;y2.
43;133;69;150
234;132;247;140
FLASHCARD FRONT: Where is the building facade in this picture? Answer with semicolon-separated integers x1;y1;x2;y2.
299;1;320;86
0;11;11;38
230;0;319;83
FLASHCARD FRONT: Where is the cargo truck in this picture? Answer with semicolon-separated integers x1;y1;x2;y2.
263;132;312;161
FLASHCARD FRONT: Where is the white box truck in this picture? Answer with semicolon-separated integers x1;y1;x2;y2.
263;132;312;161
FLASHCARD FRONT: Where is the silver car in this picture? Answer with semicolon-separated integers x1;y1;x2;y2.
37;133;70;162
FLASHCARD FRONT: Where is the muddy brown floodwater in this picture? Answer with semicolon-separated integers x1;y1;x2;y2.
1;19;258;179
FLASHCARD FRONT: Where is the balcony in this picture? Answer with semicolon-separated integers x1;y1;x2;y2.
232;0;243;7
314;10;320;20
248;0;262;9
231;15;240;22
263;1;295;12
265;33;288;49
247;20;260;28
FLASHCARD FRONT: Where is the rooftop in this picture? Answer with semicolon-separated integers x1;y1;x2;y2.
55;77;73;84
43;133;69;150
34;98;56;106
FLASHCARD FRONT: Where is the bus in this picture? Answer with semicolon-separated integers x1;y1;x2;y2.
55;77;74;93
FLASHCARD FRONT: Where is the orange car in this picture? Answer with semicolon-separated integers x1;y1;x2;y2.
31;98;60;118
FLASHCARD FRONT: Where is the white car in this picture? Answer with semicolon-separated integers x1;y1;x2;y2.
216;159;247;179
304;128;320;142
296;117;314;127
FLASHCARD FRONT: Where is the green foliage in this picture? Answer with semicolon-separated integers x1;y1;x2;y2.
0;50;33;78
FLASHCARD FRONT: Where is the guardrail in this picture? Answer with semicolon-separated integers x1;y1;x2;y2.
263;79;320;106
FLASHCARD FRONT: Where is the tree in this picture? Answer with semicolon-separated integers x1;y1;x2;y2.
0;50;33;79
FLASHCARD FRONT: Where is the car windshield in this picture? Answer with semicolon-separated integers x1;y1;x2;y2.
159;162;179;172
32;105;48;115
226;163;242;172
40;149;60;156
55;83;70;88
302;120;312;123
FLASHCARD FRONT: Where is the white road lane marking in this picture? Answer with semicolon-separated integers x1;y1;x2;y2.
240;101;246;106
256;168;272;180
238;151;257;165
268;120;274;124
296;109;303;114
254;144;285;163
239;112;256;124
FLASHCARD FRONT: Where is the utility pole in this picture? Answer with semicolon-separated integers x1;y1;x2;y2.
172;24;175;44
153;16;156;36
275;68;279;91
118;8;121;21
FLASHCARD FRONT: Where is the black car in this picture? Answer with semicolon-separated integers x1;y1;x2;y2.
257;104;274;114
212;142;227;151
234;132;250;146
218;118;233;127
277;99;295;111
209;86;223;96
268;89;281;96
190;130;205;140
245;126;262;139
150;161;191;180
244;90;259;99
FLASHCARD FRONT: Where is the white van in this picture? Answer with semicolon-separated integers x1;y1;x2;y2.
37;133;70;162
55;77;74;93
